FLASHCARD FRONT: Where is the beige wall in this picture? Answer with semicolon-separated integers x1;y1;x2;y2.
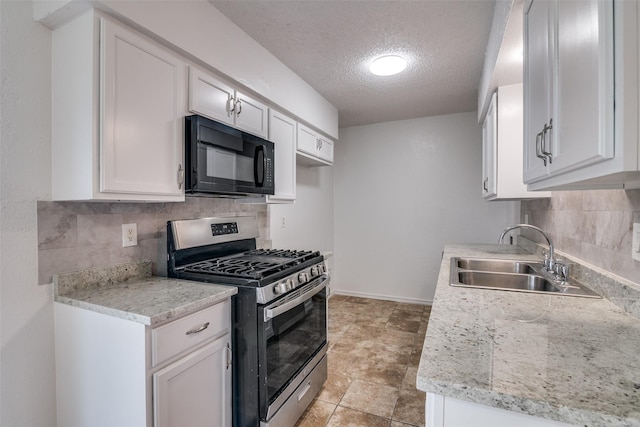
522;189;640;285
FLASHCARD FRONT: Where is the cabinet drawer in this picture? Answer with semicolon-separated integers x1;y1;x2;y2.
152;300;230;367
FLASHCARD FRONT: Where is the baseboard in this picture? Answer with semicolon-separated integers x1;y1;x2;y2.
329;289;432;306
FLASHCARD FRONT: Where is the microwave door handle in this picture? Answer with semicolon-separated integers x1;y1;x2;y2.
254;145;266;187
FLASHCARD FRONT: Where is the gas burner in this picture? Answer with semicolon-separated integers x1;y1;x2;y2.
185;258;283;279
245;249;318;259
183;248;322;280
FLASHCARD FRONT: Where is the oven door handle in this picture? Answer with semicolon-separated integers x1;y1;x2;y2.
264;276;328;321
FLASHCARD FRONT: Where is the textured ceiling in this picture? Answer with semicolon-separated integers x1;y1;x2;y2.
210;0;496;128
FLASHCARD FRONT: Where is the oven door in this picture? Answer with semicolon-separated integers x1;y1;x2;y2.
258;275;328;420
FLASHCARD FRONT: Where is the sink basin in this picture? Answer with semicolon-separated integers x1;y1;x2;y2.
450;257;601;298
456;271;559;292
455;258;539;274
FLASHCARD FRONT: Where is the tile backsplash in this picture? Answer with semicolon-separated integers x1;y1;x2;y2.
521;189;640;285
37;198;269;285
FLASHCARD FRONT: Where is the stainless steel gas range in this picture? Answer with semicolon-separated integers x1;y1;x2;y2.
167;216;328;427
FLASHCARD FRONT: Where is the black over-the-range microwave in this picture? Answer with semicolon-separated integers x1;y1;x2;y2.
184;114;275;197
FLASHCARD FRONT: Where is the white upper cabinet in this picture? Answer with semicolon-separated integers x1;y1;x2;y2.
483;85;550;200
52;10;186;202
297;123;334;166
482;92;498;199
188;67;269;139
267;110;297;202
524;0;640;190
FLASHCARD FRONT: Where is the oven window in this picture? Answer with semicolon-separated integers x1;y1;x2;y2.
264;289;327;404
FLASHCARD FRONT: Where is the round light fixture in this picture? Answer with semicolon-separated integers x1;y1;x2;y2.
369;55;407;76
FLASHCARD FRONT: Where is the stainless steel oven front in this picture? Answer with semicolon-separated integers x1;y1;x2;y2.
257;274;329;427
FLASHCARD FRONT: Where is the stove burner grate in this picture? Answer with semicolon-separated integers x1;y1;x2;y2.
182;249;320;280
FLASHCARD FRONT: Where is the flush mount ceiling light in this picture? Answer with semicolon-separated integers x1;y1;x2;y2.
369;55;407;76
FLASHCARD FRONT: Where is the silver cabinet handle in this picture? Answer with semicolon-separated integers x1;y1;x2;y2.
535;130;547;166
541;119;553;164
227;96;235;114
235;99;242;116
177;164;184;189
185;322;209;335
226;343;232;370
483;177;488;192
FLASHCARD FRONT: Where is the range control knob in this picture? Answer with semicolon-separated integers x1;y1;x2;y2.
274;282;288;295
310;266;319;277
286;279;295;291
298;272;308;283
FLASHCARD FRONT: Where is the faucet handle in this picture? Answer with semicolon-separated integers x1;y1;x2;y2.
553;262;569;282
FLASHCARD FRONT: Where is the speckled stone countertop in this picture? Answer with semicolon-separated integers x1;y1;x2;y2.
417;244;640;427
54;260;237;326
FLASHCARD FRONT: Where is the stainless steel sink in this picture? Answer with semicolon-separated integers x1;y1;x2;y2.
457;271;561;292
455;258;539;275
450;257;601;298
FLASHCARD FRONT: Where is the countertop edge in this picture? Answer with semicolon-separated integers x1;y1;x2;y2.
55;286;237;326
416;377;634;427
416;243;640;427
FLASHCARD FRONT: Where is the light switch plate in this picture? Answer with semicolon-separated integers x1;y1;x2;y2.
633;223;640;262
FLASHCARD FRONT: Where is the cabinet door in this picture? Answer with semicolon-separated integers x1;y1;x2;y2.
268;110;296;202
101;18;185;197
551;0;614;175
235;92;269;138
482;92;497;198
154;336;232;427
523;0;553;183
297;123;319;156
317;136;334;163
188;67;235;126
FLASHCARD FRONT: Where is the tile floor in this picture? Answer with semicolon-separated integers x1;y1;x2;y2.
295;295;431;427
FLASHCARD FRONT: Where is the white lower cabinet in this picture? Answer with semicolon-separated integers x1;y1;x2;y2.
427;393;577;427
154;337;231;427
55;300;232;427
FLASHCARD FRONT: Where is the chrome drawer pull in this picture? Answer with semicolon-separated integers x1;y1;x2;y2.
185;322;210;335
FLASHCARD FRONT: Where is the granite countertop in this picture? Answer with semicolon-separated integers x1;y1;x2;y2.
416;244;640;427
54;260;237;326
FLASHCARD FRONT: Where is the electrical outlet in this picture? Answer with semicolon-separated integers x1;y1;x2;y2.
633;223;640;262
122;223;137;247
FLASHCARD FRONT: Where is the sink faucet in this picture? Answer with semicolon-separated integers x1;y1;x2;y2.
498;224;556;272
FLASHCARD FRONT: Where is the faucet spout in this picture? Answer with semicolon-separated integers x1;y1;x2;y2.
499;224;555;271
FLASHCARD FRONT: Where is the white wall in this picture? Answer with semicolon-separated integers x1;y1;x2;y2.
334;112;520;304
0;1;57;425
269;165;334;252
